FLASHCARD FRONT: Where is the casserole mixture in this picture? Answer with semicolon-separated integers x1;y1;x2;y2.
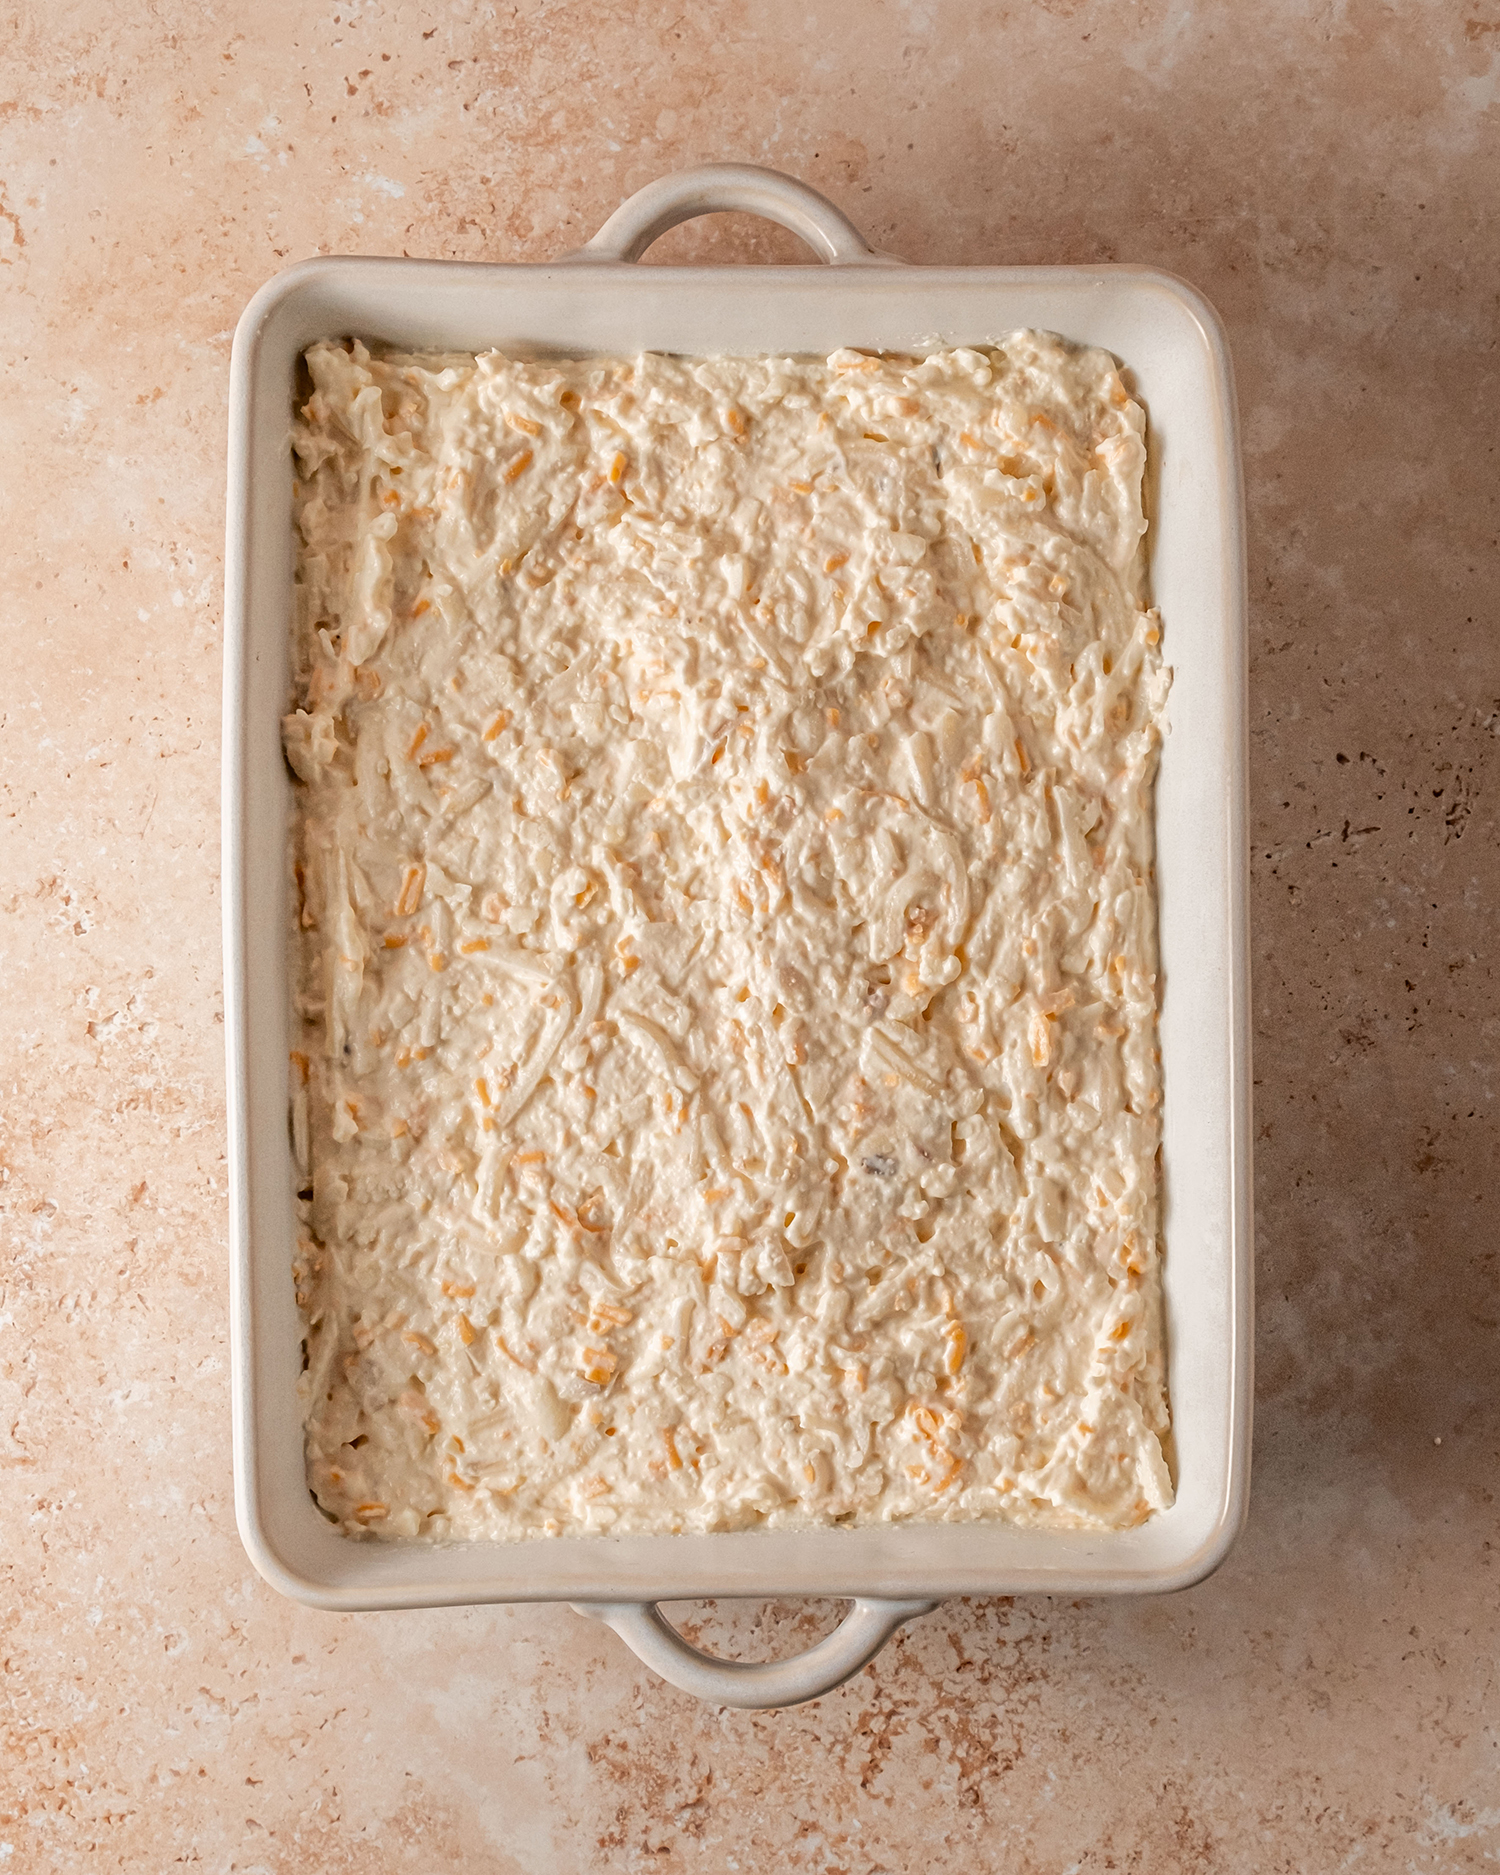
284;333;1173;1541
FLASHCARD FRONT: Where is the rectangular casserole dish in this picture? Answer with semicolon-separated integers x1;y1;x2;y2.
224;166;1252;1667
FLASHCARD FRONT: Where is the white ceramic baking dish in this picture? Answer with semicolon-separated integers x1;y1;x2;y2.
224;164;1252;1709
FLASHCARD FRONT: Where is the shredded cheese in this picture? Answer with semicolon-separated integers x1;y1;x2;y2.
286;334;1173;1545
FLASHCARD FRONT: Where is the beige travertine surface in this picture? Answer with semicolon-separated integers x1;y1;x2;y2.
2;1;1498;1867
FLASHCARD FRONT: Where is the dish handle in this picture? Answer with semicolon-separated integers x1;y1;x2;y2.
570;1596;939;1710
566;162;902;267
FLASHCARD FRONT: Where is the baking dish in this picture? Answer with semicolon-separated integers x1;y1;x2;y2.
224;163;1252;1709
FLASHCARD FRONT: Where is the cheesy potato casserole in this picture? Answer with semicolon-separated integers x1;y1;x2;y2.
284;332;1173;1541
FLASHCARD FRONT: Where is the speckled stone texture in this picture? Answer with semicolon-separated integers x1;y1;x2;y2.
2;1;1498;1868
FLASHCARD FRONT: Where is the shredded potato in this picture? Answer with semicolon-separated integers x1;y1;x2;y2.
286;334;1173;1544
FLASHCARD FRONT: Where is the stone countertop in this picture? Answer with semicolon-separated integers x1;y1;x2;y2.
3;3;1498;1868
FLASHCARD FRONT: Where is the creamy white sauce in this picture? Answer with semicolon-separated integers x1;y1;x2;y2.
285;334;1173;1543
